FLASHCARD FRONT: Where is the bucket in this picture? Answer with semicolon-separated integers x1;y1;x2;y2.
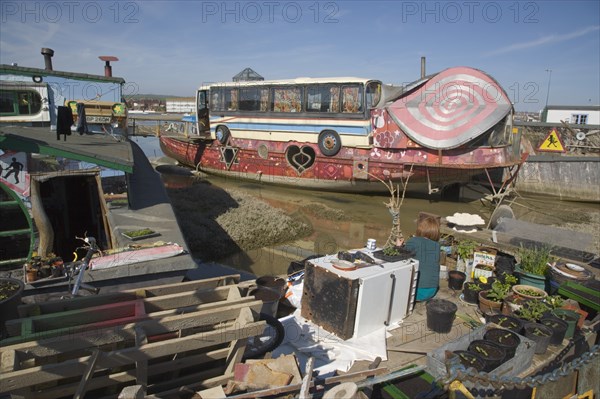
448;271;466;290
426;299;458;333
249;288;281;317
255;275;287;297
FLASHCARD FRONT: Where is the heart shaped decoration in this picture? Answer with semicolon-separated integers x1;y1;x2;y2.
286;145;316;174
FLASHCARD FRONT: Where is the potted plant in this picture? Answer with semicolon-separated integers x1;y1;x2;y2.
473;264;495;279
523;322;553;354
448;270;466;290
485;314;524;334
515;299;551;323
467;340;507;372
516;244;554;291
479;274;518;314
540;317;569;345
550;309;580;339
484;328;521;360
512;284;548;300
463;281;484;304
456;240;478;273
453;350;486;372
0;277;25;338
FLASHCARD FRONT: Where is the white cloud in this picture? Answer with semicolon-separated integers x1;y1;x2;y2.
486;25;600;56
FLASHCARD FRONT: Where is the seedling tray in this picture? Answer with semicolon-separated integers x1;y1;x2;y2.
121;229;160;241
372;247;415;262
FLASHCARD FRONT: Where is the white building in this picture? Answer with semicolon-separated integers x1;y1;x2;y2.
166;97;195;113
541;105;600;125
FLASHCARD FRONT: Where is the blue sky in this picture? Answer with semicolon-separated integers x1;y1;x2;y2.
1;1;598;112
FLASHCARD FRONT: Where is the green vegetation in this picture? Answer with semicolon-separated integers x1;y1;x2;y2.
518;244;554;276
123;228;156;238
0;280;20;301
383;246;402;256
516;299;551;322
456;240;478;260
486;273;518;302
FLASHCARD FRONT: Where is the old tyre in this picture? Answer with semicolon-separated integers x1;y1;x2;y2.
216;125;230;144
318;130;341;156
243;313;285;359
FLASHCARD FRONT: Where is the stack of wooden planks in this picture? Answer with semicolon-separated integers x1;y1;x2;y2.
0;275;266;399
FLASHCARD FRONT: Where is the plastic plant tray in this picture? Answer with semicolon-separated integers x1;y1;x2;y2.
557;280;600;311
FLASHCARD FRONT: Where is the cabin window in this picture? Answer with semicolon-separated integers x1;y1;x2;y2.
342;85;363;113
306;85;340;113
366;82;381;108
0;90;42;115
239;88;269;111
571;114;588;124
272;87;303;113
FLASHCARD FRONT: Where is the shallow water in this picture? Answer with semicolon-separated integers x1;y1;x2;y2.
141;134;598;278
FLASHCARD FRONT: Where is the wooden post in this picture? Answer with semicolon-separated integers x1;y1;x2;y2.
29;178;53;257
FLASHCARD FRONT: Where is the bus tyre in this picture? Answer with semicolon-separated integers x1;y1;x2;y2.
216;126;230;144
318;130;341;156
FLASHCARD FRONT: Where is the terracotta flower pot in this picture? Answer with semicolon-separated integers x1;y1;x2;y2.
512;284;548;300
478;290;503;314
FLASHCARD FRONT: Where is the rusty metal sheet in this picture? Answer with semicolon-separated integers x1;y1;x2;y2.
386;66;512;150
300;261;359;340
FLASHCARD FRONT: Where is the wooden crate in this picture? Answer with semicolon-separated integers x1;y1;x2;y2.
0;275;266;398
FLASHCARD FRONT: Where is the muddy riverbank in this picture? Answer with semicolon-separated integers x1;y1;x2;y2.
159;165;599;277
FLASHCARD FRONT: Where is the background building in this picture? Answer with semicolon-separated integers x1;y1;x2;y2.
541;105;600;125
166;97;195;113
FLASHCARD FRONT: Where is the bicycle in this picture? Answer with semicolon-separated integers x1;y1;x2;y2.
62;235;101;298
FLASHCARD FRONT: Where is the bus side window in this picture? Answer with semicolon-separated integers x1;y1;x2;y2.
366;82;381;108
342;85;362;113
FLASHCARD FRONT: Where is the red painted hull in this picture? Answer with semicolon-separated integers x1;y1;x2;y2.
159;135;517;193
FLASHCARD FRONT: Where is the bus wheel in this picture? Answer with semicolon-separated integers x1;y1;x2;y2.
216;126;230;144
318;130;341;156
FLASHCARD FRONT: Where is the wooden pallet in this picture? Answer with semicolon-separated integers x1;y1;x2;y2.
0;275;267;398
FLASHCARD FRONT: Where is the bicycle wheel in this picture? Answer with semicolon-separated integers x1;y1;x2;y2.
243;313;285;360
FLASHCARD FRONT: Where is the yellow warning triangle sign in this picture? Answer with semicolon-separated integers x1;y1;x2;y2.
538;128;566;152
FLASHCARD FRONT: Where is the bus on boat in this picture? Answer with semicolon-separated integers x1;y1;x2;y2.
159;66;523;194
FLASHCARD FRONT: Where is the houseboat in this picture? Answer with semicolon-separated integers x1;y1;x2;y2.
159;66;524;195
1;49;201;294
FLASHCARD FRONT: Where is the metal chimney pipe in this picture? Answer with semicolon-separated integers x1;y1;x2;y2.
41;48;54;71
99;56;118;77
421;57;426;79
